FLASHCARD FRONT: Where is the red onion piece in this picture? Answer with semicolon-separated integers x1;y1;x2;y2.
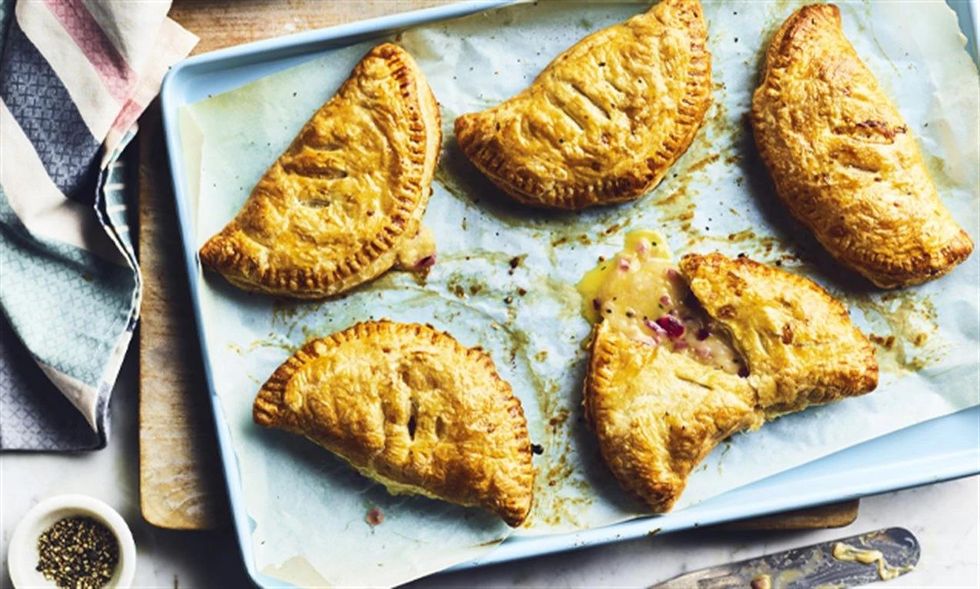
655;315;685;338
415;255;436;269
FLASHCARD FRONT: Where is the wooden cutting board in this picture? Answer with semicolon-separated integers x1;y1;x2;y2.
138;0;858;531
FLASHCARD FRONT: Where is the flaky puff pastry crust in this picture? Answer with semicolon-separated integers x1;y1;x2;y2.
584;321;761;512
454;0;712;210
680;253;878;418
253;320;534;527
585;253;877;512
751;4;973;288
199;43;442;298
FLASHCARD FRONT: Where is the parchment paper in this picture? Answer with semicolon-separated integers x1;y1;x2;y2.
180;1;980;586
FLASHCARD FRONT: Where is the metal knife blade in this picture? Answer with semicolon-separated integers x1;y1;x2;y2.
650;527;920;589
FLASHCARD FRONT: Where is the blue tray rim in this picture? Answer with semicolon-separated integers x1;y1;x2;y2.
158;1;980;586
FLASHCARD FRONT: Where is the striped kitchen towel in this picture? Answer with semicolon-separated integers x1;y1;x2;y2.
0;0;196;450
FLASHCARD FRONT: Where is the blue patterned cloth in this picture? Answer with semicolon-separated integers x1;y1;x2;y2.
0;0;195;450
0;153;136;450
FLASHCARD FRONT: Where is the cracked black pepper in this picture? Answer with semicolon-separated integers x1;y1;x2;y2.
36;516;119;589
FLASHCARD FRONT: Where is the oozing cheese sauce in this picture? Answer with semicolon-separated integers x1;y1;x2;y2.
577;230;745;375
395;225;437;271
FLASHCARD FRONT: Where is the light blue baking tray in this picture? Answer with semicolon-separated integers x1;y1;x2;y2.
160;1;980;586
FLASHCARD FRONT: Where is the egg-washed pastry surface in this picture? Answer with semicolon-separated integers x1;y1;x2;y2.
454;0;712;210
253;320;534;527
580;232;878;512
751;4;973;288
199;43;442;298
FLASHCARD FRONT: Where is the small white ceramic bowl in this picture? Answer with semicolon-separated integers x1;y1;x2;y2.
7;494;136;588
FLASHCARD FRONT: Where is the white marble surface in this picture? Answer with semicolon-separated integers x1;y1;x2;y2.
2;353;978;588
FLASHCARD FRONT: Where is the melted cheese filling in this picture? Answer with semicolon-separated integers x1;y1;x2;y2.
578;230;745;375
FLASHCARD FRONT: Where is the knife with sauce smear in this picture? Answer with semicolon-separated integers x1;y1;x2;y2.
650;527;919;588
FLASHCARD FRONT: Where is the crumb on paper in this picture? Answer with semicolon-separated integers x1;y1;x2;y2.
366;506;385;527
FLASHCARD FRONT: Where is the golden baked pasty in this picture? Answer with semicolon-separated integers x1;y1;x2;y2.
200;43;442;298
751;4;973;288
253;320;535;526
581;232;877;512
584;320;761;512
454;0;712;210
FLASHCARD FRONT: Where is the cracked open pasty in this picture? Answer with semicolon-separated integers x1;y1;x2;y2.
454;0;712;210
199;43;442;298
751;4;973;288
253;321;535;527
581;232;877;511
